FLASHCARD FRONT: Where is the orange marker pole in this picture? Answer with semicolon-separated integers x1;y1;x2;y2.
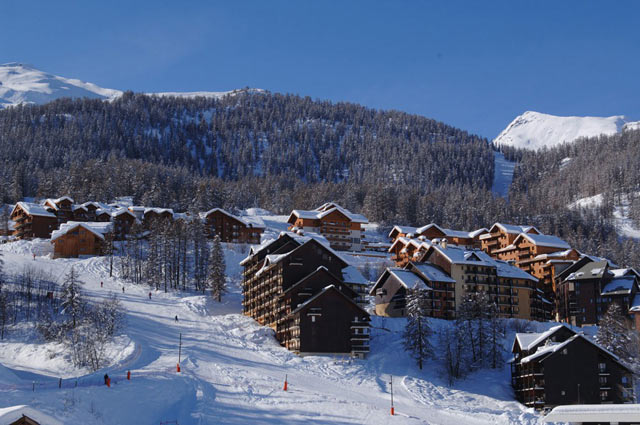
127;371;131;380
390;376;394;415
107;378;111;388
283;374;288;391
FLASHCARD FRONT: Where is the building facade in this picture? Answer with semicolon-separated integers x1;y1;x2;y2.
201;208;265;244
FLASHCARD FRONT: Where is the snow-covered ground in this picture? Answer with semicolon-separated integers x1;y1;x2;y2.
569;193;640;239
494;111;640;151
492;151;516;198
0;237;550;424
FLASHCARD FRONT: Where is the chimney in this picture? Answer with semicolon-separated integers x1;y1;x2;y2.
440;238;448;249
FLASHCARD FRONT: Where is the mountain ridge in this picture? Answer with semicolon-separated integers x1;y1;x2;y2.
494;110;640;151
0;62;257;107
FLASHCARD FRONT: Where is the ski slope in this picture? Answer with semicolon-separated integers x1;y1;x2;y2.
492;151;516;199
0;242;546;424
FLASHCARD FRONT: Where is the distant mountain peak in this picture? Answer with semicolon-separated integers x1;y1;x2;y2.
0;63;260;108
494;111;639;151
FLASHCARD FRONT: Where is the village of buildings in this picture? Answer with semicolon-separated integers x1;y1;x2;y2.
1;196;638;414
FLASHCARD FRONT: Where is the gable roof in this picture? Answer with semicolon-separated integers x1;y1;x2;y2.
601;275;637;296
283;266;356;298
11;202;57;218
0;405;63;425
493;222;539;235
545;404;640;423
565;259;609;281
254;238;348;277
513;324;575;352
515;232;571;249
407;262;456;283
341;265;368;286
50;221;113;242
202;208;266;229
388;225;419;238
292;284;370;316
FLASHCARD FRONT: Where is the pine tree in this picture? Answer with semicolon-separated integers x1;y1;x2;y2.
403;288;433;370
596;303;639;371
207;236;227;302
0;249;4;292
60;267;85;329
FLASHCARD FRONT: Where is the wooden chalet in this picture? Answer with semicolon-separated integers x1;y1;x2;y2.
241;233;371;357
50;221;113;258
110;208;137;239
388;237;431;267
42;197;75;224
511;325;634;409
556;257;640;327
287;202;368;252
142;208;174;227
417;240;549;321
479;223;539;255
201;208;265;244
370;262;456;319
10;202;59;239
0;405;64;425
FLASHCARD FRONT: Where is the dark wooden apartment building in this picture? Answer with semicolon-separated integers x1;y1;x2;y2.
556;256;640;327
10;202;59;239
241;232;370;357
511;324;634;409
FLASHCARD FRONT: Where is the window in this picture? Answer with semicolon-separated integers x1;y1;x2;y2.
599;376;607;385
560;390;565;396
600;390;608;400
561;348;568;355
599;362;606;372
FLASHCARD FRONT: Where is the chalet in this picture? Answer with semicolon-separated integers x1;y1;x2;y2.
242;233;370;357
50;221;113;258
556;258;640;326
95;209;113;222
10;202;58;239
287;202;368;251
111;208;137;239
417;240;549;321
511;325;634;409
388;225;419;242
201;208;265;244
370;262;456;319
142;208;174;226
479;223;539;255
42;196;75;223
71;205;89;221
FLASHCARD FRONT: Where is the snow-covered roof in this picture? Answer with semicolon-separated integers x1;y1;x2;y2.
516;232;571;249
428;244;493;266
12;201;57;218
388;269;432;291
202;208;266;229
520;336;575;364
630;294;640;313
491;258;538;282
144;207;174;215
545;404;640;423
129;206;146;212
388;225;418;238
410;263;456;283
111;207;136;218
50;221;113;242
601;276;636;296
491;222;539;235
72;204;88;212
565;259;609;281
341;265;368;285
514;324;573;351
289;204;368;224
0;405;63;425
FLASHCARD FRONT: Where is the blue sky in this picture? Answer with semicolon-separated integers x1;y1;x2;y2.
3;1;639;138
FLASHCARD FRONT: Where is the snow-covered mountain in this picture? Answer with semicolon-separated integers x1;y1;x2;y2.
0;63;255;108
493;111;640;151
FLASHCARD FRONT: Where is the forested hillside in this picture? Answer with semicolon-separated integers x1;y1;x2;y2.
1;91;640;269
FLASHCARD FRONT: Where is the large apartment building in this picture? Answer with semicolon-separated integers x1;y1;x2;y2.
555;257;640;327
241;232;370;357
287;202;368;251
511;325;634;409
415;240;550;321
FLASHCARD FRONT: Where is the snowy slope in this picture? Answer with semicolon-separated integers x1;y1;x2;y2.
494;111;640;151
0;240;547;425
0;63;122;107
0;63;259;108
491;151;516;198
569;193;640;239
